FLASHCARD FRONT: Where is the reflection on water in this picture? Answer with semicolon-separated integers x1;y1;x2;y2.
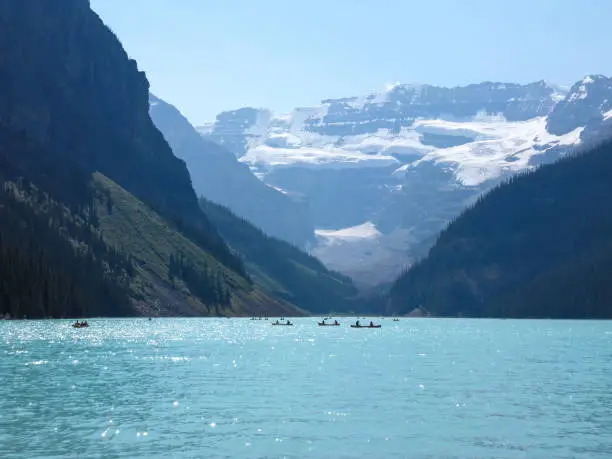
1;318;611;458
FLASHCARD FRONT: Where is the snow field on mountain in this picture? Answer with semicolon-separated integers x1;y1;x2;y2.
239;114;583;186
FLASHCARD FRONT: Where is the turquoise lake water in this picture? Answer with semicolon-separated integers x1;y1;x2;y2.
1;318;611;458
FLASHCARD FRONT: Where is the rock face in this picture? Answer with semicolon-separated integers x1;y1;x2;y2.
201;81;558;149
0;0;246;271
149;95;315;247
0;0;270;312
547;75;612;135
199;78;612;285
199;107;266;157
0;1;191;217
307;81;557;136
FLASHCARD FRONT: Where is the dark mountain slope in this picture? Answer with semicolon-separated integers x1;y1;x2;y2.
387;140;612;318
0;119;299;317
0;124;134;319
149;95;315;247
93;173;302;317
199;199;362;314
0;0;241;274
0;182;132;320
0;0;305;317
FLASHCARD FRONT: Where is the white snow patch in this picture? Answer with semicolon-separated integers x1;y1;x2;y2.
413;118;501;140
239;115;583;179
568;76;597;102
244;109;273;148
313;222;416;286
264;132;303;148
315;221;381;241
603;109;612;121
384;81;401;92
269;185;288;195
412;117;583;186
284;105;330;131
240;144;399;170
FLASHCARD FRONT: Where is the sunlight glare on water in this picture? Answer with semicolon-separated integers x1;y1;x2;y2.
0;318;611;458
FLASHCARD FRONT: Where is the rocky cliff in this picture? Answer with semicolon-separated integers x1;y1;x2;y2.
0;0;310;316
0;0;228;253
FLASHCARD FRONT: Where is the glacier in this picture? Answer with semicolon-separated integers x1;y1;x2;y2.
198;77;612;285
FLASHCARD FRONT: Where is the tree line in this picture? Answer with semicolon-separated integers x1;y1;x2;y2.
168;252;231;307
387;140;612;319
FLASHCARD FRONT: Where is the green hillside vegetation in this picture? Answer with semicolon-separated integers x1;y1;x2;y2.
0;180;133;319
387;140;612;319
0;126;134;318
0;123;301;318
0;1;308;318
199;198;366;313
93;173;304;317
0;1;281;317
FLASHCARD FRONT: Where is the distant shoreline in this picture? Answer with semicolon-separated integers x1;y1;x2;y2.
3;315;610;321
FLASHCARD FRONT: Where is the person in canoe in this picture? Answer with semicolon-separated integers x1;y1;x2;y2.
369;321;374;327
355;320;360;327
334;320;339;325
286;320;291;325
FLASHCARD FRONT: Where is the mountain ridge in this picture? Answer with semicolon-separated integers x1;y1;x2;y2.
0;0;305;317
197;76;612;285
149;94;315;247
386;138;612;318
148;93;363;313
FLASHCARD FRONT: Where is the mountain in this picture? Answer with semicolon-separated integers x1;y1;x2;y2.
199;78;612;285
386;139;612;319
0;0;303;317
547;75;612;136
0;139;134;319
199;199;362;314
149;95;315;247
148;95;362;313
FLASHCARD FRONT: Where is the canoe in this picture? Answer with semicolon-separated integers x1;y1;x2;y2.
272;323;293;326
350;325;381;328
318;322;340;326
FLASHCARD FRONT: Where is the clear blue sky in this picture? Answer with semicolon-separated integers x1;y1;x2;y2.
91;0;612;125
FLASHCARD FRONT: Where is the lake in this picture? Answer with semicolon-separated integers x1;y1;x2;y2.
1;318;611;458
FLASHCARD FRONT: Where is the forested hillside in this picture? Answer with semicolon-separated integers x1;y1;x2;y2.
199;199;367;313
387;140;612;318
0;179;133;319
0;0;304;317
0;0;244;278
0;125;134;318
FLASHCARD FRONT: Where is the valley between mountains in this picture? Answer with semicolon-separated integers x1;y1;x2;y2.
1;0;611;319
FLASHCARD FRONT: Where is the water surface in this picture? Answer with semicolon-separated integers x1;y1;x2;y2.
1;318;611;458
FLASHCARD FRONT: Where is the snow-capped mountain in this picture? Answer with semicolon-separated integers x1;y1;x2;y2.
149;95;315;247
198;76;612;286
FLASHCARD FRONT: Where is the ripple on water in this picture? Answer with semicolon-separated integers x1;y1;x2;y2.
0;318;610;458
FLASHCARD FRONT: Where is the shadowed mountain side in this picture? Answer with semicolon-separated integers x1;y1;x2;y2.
199;199;373;314
150;95;315;248
387;140;612;318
